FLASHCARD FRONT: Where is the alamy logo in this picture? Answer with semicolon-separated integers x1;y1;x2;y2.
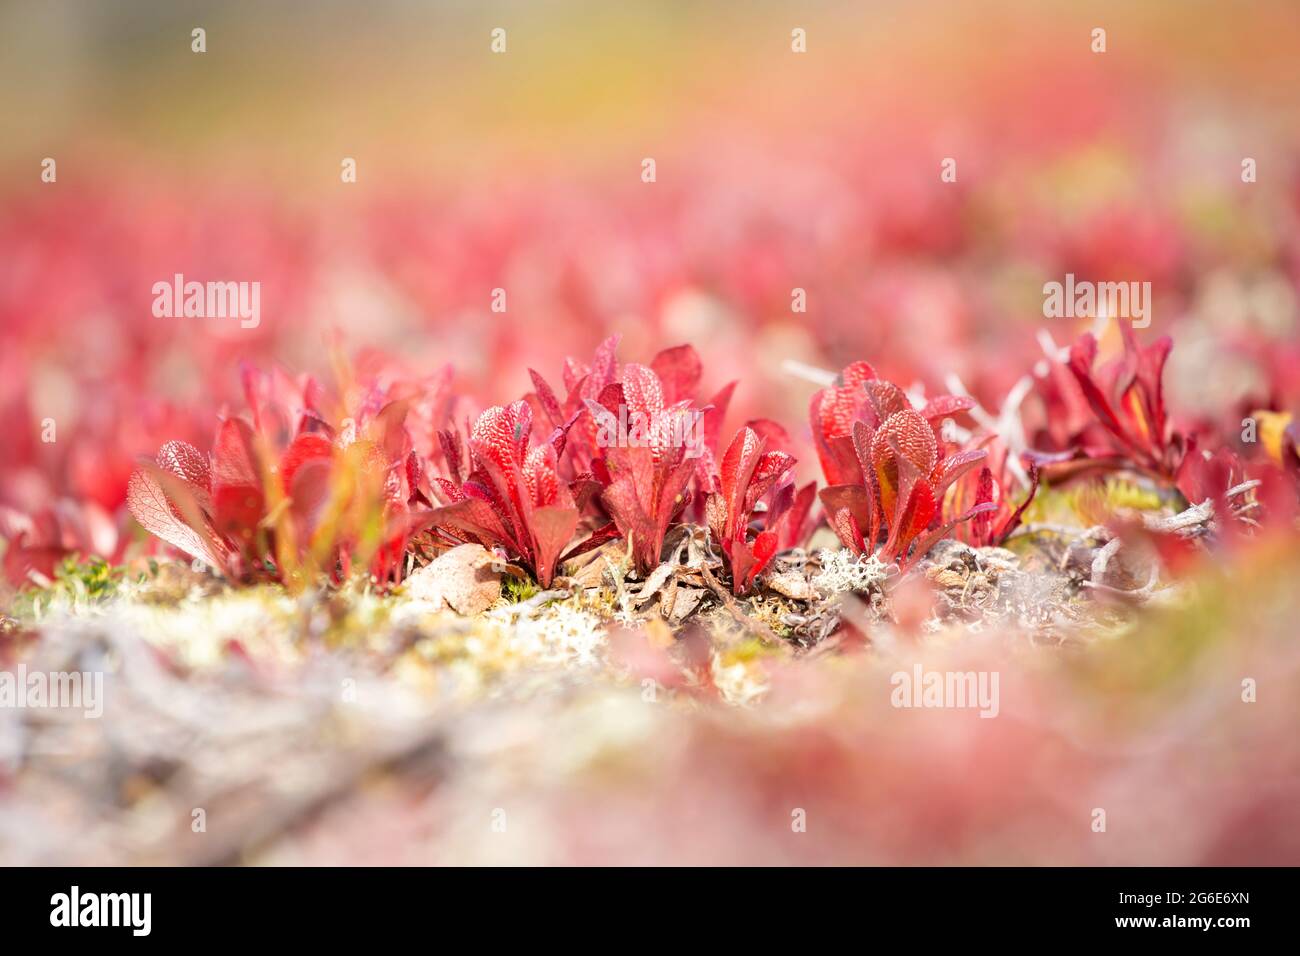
585;401;706;460
0;665;103;718
50;886;151;936
152;273;261;328
890;664;999;718
1043;273;1150;328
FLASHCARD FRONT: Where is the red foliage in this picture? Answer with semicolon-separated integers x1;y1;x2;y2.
127;366;427;586
423;401;602;587
1065;323;1188;481
813;365;992;568
19;320;1291;596
947;437;1041;548
704;426;798;594
529;337;735;519
0;502;118;587
589;363;700;576
528;334;623;479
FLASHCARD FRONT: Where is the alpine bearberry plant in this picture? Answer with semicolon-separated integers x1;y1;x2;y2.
127;364;428;588
704;426;797;594
587;362;700;576
98;325;1297;601
946;437;1041;549
528;337;735;517
1064;323;1188;482
812;363;993;568
423;400;615;587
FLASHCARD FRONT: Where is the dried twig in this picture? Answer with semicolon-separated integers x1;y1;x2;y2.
699;565;786;648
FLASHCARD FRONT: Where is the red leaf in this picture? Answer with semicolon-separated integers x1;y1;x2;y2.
810;362;877;483
781;481;817;550
720;427;763;522
872;409;937;517
528;505;580;587
920;394;975;420
819;484;873;553
841;361;878;388
930;448;988;498
705;491;728;544
127;468;226;568
746;530;779;587
601;475;658;569
588;334;621;396
280;433;333;494
973;467;996;545
743;450;796;514
287;457;333;541
899;480;937;552
650;344;703;405
995;459;1039;545
745;418;793;455
528;369;566;427
568;473;604;512
830;507;866;554
559;520;623;562
406;450;424;502
654;453;697;541
426;497;522;554
1068;335;1133;449
879;429;933;560
432;476;465;504
438;429;464;483
211;418;261;490
523;443;570;508
472;402;531;475
864;379;910;421
157;440;211;492
213;484;265;542
370;400;411;464
621;363;665;419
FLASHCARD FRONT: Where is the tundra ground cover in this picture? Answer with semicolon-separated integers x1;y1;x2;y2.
2;0;1299;866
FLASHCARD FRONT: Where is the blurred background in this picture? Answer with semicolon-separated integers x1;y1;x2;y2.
1;0;1298;541
2;0;1300;868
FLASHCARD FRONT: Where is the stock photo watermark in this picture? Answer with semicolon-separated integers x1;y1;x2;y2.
152;274;261;329
1043;273;1151;329
50;887;151;936
0;665;104;719
890;664;1000;718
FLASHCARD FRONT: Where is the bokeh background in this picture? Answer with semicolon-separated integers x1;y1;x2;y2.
3;0;1299;534
2;0;1300;867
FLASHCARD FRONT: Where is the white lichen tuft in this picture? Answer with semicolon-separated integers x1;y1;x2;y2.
492;603;607;666
811;548;891;595
105;590;303;668
710;654;768;707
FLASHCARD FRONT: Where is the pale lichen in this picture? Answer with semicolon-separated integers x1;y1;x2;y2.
710;644;770;706
490;602;606;667
812;548;891;595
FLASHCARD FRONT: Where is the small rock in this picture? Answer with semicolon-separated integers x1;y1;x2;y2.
405;544;503;615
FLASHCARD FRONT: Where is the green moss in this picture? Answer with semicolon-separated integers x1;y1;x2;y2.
721;637;771;664
501;574;541;604
8;555;137;619
1022;477;1166;529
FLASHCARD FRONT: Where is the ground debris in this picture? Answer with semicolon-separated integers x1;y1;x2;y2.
920;539;1086;640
